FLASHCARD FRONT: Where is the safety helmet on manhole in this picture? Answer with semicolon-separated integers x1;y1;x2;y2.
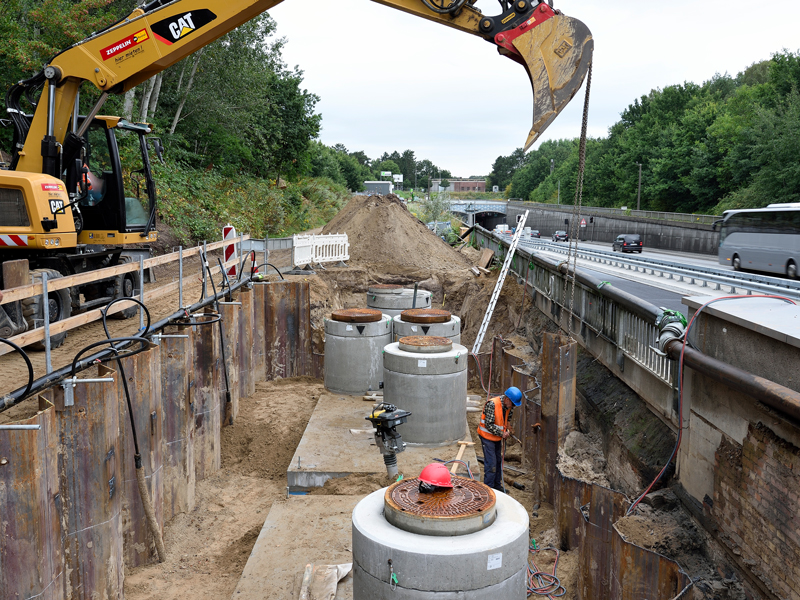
504;386;522;406
418;462;453;493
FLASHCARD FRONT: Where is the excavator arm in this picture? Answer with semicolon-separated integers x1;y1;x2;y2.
11;0;592;176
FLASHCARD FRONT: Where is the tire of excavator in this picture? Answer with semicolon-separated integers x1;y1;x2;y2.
21;268;72;351
108;255;140;320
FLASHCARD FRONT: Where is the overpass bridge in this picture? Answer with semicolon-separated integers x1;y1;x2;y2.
448;200;507;229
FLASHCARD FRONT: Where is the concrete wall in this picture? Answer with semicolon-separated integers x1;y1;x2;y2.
676;298;800;599
506;202;720;255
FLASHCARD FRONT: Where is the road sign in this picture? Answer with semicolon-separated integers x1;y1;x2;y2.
580;218;587;228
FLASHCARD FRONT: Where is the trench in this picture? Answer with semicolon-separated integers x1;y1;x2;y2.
0;251;755;600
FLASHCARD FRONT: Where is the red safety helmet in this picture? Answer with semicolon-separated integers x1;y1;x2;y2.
418;463;453;489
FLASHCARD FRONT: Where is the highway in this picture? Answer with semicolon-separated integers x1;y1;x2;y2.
517;238;725;316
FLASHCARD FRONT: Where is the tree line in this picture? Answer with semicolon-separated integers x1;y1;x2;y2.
0;0;459;196
306;144;454;193
487;50;800;215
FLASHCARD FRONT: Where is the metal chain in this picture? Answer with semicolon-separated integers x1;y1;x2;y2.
566;63;592;341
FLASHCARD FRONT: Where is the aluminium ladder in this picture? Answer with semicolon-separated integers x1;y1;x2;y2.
471;210;529;354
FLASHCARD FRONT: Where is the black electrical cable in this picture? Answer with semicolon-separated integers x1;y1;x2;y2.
217;257;233;301
100;298;151;461
0;338;34;403
203;252;234;421
70;337;150;376
252;263;285;280
2;274;252;408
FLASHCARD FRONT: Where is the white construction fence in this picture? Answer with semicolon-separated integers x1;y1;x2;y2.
292;233;350;268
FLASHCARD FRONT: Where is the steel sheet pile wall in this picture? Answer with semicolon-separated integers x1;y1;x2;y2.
118;345;164;568
0;397;62;600
58;365;125;599
238;287;255;399
265;280;311;379
161;325;196;520
525;335;691;599
194;307;222;479
0;280;316;598
252;283;268;381
220;299;241;423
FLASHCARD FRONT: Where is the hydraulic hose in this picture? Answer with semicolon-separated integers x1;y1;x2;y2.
99;298;166;563
204;252;235;424
0;338;34;404
253;263;285;280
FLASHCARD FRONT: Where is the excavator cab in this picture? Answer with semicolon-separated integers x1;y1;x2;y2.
66;117;158;245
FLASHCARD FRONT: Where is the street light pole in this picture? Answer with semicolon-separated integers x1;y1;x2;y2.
636;162;642;211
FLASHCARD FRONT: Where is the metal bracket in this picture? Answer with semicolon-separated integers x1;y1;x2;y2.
150;333;190;345
218;301;242;306
61;377;114;406
0;424;41;430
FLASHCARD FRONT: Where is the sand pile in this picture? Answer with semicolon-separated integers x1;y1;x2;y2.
321;194;470;272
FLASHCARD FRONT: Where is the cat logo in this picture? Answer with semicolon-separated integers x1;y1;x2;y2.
151;9;217;46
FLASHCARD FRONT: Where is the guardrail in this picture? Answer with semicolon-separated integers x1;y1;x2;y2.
473;226;678;427
513;201;720;225
291;233;349;267
521;239;800;299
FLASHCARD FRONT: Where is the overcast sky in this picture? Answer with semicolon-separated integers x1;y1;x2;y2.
269;0;800;178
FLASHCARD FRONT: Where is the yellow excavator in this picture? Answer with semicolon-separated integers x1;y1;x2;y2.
0;0;592;345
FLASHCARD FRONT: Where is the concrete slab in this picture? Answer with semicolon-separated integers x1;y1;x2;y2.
231;495;359;600
683;294;800;349
287;393;479;491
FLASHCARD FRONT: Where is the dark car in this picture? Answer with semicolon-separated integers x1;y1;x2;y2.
612;234;643;253
552;230;568;242
530;229;541;238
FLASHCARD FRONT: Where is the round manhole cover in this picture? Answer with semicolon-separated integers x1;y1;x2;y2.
384;478;497;536
400;308;451;324
398;336;452;353
330;308;383;323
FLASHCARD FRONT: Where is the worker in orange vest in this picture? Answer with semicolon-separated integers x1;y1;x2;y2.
477;387;522;491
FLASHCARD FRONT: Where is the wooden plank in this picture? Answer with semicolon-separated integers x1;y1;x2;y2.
0;255;242;357
2;259;30;289
0;235;249;305
477;248;494;270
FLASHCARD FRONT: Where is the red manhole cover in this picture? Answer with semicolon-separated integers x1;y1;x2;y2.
400;308;451;324
330;308;383;323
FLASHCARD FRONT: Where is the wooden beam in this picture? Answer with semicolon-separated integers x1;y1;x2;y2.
0;236;249;305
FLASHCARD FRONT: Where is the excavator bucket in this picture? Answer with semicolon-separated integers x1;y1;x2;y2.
510;13;593;151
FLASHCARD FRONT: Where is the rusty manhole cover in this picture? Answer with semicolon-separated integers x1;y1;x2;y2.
400;308;451;324
398;336;452;353
384;478;497;535
330;308;383;323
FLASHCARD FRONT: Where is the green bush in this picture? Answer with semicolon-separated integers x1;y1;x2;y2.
153;162;350;244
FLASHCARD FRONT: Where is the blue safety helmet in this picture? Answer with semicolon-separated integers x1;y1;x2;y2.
504;386;522;406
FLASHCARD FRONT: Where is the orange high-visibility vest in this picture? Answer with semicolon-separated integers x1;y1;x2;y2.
478;396;505;442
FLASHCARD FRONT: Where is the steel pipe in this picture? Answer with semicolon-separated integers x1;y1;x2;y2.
665;339;800;422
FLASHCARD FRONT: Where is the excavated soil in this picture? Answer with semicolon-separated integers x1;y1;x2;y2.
125;376;323;600
321;194;470;272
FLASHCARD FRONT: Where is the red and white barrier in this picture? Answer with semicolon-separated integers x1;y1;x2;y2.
222;224;238;276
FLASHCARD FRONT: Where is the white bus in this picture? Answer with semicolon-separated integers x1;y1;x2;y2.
716;203;800;279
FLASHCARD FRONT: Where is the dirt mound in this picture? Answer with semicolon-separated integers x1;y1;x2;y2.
321;195;470;272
